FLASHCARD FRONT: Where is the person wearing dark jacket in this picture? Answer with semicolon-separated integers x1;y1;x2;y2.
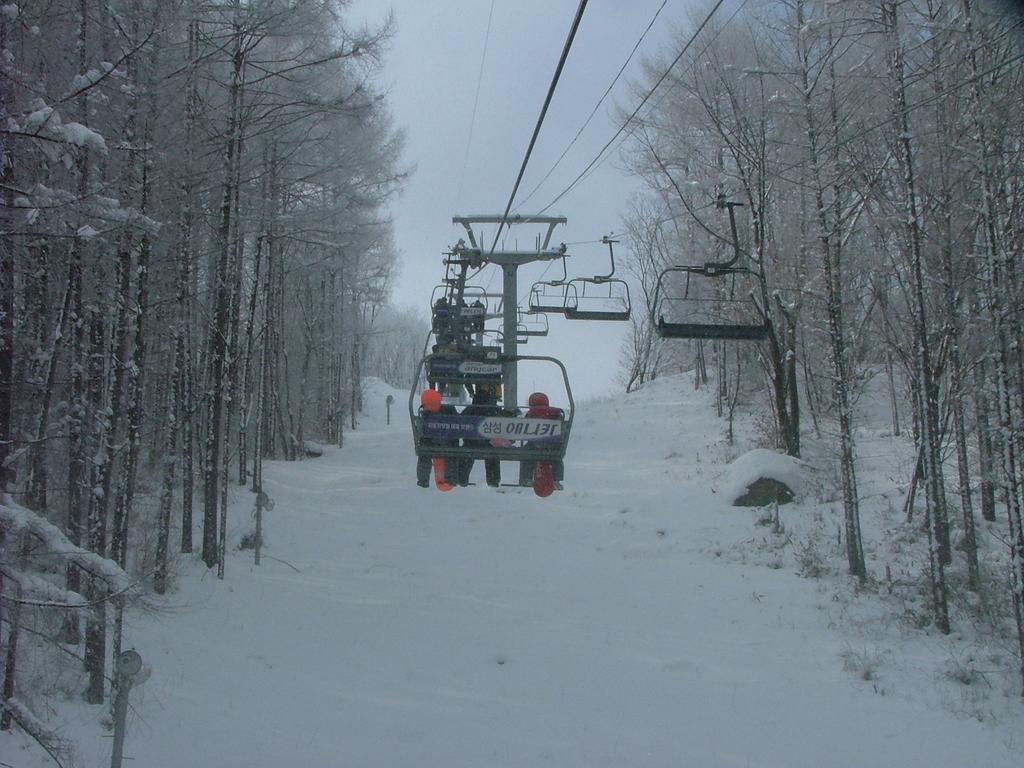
458;384;501;487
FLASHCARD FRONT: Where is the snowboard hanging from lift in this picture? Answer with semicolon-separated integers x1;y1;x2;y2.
532;462;555;497
433;457;454;492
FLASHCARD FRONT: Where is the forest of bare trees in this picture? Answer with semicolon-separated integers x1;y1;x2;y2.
4;0;1024;758
0;0;422;743
619;0;1024;692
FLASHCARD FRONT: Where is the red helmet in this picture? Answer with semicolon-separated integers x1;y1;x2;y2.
420;388;442;413
528;392;549;407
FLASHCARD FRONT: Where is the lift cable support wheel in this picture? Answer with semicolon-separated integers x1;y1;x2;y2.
650;199;769;341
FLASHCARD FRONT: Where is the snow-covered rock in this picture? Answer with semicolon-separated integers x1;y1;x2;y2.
723;448;808;506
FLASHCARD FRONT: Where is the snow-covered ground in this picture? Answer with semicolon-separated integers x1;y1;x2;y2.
7;376;1023;767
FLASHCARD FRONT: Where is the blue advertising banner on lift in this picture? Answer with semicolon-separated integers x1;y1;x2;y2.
423;415;562;443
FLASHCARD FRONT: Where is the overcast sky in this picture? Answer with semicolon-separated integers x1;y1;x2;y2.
347;0;694;400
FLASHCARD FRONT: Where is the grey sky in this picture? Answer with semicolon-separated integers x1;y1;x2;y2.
348;0;690;400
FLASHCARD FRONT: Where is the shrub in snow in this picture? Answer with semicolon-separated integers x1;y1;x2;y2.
238;528;263;551
724;449;808;507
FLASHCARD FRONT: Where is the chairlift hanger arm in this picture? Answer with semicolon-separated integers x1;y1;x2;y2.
590;234;618;282
704;196;745;273
547;253;568;285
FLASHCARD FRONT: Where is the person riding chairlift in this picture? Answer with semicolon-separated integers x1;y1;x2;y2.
416;388;458;487
518;391;564;487
458;383;502;487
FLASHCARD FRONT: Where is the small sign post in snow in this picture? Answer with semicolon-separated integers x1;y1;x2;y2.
255;491;274;566
386;394;394;425
111;649;147;768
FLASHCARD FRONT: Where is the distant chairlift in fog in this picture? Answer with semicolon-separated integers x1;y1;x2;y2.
517;309;550;337
562;235;631;322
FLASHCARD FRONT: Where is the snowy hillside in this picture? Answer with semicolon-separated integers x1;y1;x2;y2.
7;375;1023;767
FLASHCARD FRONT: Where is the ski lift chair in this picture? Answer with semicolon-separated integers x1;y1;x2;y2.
652;265;768;341
528;282;571;315
527;254;570;315
561;234;631;321
410;354;574;466
517;309;550;337
562;277;632;321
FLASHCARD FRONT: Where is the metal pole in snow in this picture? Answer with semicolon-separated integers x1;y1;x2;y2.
110;650;145;768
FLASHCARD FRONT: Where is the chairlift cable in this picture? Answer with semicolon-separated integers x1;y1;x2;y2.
511;0;670;214
455;0;497;208
489;0;590;254
534;0;730;217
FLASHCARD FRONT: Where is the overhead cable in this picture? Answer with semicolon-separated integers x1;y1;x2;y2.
489;0;590;253
535;0;727;216
455;0;497;208
511;0;670;214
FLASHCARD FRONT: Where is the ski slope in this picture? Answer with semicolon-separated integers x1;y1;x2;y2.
14;377;1023;767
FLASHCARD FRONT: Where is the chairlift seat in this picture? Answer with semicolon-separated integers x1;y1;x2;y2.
561;276;631;322
410;353;575;467
656;318;769;341
528;282;570;314
564;307;631;321
652;265;767;342
517;311;550;337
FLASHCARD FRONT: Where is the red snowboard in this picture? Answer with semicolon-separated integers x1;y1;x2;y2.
532;462;555;498
433;457;454;492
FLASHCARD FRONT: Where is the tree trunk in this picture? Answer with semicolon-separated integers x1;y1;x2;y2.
239;236;263;485
84;307;114;703
960;0;1024;694
27;246;77;512
883;0;949;631
219;144;247;579
796;0;864;581
181;329;195;554
927;4;978;589
974;358;997;522
202;19;245;568
1;537;30;730
0;0;15;495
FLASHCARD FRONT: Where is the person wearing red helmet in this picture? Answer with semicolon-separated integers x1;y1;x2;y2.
416;388;457;488
519;391;565;490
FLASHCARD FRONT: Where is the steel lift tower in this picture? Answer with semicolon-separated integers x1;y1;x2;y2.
450;214;567;408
